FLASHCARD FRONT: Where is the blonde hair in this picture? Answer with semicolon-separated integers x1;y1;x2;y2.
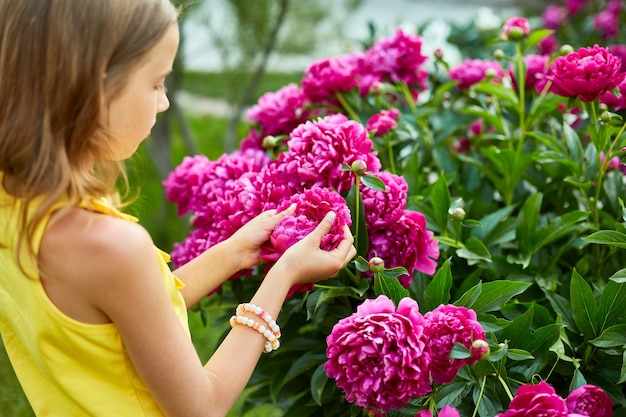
0;0;178;271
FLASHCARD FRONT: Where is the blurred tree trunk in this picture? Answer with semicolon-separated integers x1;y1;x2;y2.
223;0;290;152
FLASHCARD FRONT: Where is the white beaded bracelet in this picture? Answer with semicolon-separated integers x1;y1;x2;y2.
236;302;281;338
229;315;280;353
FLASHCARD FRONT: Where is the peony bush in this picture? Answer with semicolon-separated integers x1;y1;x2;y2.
165;1;626;415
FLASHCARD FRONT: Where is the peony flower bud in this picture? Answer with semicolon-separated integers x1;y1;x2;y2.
559;44;574;55
471;339;490;360
368;256;385;273
262;135;279;149
493;48;505;60
451;207;466;221
351;160;368;176
502;17;531;41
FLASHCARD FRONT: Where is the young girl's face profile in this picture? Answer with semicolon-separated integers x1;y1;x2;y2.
104;23;180;160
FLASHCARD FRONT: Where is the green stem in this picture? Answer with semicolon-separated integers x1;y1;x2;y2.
515;42;527;156
386;134;396;174
400;82;417;112
498;375;514;401
336;91;360;122
471;376;487;417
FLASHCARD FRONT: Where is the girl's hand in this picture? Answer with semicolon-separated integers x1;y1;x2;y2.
226;205;295;271
275;211;356;286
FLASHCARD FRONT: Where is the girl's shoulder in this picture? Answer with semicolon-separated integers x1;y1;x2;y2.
39;206;158;323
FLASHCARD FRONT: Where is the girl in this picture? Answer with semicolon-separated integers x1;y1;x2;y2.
0;1;356;416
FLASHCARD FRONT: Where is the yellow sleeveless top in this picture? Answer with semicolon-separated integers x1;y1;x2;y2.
0;180;190;416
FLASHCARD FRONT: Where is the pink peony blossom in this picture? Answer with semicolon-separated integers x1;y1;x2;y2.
416;406;460;417
278;114;382;194
542;5;567;30
593;1;622;40
187;149;269;225
163;155;211;215
302;54;359;102
449;59;504;91
565;0;589;16
366;108;400;136
361;171;407;228
259;187;351;262
247;83;310;137
538;33;559;56
358;29;429;93
325;296;432;414
423;304;487;384
600;77;626;110
608;44;626;72
566;385;613;417
511;54;550;92
545;45;626;102
367;210;439;286
502;17;530;40
497;381;568;417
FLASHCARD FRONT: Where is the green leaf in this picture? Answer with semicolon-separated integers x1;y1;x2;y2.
598;281;626;332
382;267;409;279
570;269;599;340
610;268;626;283
473;81;519;107
435;381;472;409
506;349;535;361
531;210;589;252
590;325;626;348
310;364;328;406
583;230;626;249
621;352;626;384
354;256;369;272
430;174;451;233
523;29;554;52
522;324;562;355
500;306;534;349
456;236;492;263
361;174;386;191
450;343;472;359
456;280;531;314
423;257;453;311
373;272;410;306
280;353;327;389
516;192;542;263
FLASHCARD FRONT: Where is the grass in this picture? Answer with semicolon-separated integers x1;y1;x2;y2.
1;70;294;416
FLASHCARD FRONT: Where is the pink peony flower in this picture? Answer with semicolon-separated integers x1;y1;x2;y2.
367;210;439;286
416;406;460;417
259;186;351;262
359;29;429;93
449;59;504;91
608;44;626;72
600;78;626;111
538;33;559;56
545;45;626;102
247;83;310;137
593;1;622;40
565;0;589;16
163;155;211;215
187;149;269;225
502;17;530;40
542;5;567;30
302;54;359;102
423;304;487;384
366;108;400;136
278;114;382;194
325;296;432;414
566;385;613;417
361;171;407;228
497;381;568;417
511;54;550;92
